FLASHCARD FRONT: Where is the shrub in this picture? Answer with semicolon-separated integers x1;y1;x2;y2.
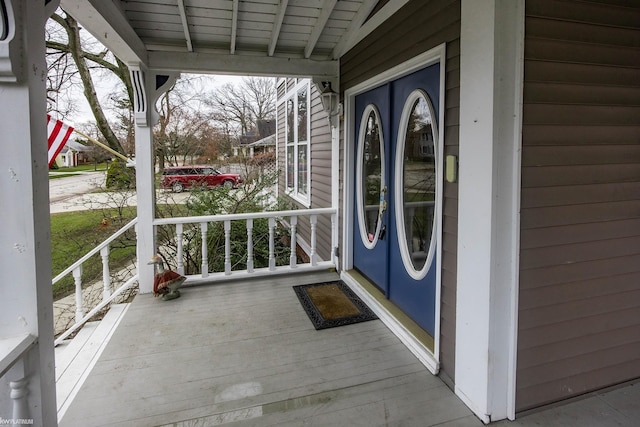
155;166;299;274
105;158;135;189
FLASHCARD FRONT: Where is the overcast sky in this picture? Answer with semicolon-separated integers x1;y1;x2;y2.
71;73;246;126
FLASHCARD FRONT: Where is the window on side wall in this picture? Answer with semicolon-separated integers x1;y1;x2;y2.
284;80;310;205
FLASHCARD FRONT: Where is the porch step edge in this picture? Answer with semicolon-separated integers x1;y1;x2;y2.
56;303;131;421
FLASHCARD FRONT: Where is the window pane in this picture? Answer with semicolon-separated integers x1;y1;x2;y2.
402;94;436;272
361;109;383;241
287;98;295;144
297;144;308;195
297;88;307;142
287;146;294;189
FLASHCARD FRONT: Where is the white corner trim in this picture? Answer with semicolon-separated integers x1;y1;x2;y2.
455;0;524;422
506;0;525;419
455;386;491;424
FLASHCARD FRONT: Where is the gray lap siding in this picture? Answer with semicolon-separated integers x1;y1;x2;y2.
517;0;640;412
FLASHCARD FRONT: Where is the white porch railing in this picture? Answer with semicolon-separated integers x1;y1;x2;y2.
1;334;37;424
153;207;337;283
52;208;337;347
53;218;139;346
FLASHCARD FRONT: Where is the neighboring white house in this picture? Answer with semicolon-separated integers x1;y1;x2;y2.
55;140;94;168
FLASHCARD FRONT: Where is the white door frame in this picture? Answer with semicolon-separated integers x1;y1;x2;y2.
341;44;447;375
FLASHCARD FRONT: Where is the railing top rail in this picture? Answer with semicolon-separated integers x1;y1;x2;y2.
52;217;138;285
1;334;37;377
153;207;337;226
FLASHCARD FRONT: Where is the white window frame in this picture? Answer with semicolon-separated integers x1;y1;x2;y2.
279;79;311;206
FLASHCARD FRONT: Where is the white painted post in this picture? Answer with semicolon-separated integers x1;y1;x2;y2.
176;223;184;275
200;222;209;278
132;65;157;294
268;217;276;271
100;246;111;300
289;216;298;268
310;215;318;266
246;219;254;273
224;220;232;275
0;2;73;423
73;266;84;323
455;0;524;422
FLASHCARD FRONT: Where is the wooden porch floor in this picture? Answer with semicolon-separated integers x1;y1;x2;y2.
58;270;480;427
57;269;640;426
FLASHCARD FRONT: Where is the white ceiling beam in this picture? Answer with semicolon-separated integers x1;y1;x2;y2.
336;0;412;58
177;0;193;52
331;0;378;59
268;0;289;56
230;0;239;54
304;0;338;59
147;50;338;79
61;0;148;65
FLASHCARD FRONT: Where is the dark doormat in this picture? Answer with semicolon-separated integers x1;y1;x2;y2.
293;281;378;330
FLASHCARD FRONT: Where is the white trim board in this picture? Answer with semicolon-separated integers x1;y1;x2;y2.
454;0;524;422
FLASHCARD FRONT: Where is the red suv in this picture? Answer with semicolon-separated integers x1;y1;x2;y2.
161;166;242;193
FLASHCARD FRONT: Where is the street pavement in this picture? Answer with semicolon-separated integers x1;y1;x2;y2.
49;171;189;213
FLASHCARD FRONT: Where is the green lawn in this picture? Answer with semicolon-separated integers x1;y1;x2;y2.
51;207;137;299
49;163;108;180
53;163;109;173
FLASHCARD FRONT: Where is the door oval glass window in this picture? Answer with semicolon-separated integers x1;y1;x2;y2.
395;90;438;279
357;104;385;248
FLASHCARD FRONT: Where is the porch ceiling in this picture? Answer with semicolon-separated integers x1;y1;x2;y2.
59;0;404;79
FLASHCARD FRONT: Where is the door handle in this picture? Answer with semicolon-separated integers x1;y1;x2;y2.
378;224;387;240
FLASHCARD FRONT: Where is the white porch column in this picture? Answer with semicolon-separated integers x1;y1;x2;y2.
130;66;178;293
455;0;524;423
0;0;59;425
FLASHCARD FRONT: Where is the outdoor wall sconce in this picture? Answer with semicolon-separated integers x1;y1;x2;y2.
320;81;343;128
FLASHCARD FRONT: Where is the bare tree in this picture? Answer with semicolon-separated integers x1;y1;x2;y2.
155;76;222;168
46;9;132;155
206;76;277;139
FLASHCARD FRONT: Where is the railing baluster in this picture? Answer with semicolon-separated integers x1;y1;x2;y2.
246;219;254;273
268;217;276;271
10;377;29;423
224;220;232;275
100;245;111;301
200;222;208;278
176;223;184;275
73;265;84;323
310;215;317;267
289;216;298;268
150;208;336;278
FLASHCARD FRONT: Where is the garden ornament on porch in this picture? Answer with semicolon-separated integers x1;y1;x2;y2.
148;254;186;301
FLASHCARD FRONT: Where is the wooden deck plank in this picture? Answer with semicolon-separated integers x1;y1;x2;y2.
59;270;476;427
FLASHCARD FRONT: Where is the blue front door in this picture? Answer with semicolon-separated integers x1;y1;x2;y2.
353;64;441;335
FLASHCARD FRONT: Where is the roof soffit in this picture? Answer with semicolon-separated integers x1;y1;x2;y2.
59;0;412;78
60;0;148;65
